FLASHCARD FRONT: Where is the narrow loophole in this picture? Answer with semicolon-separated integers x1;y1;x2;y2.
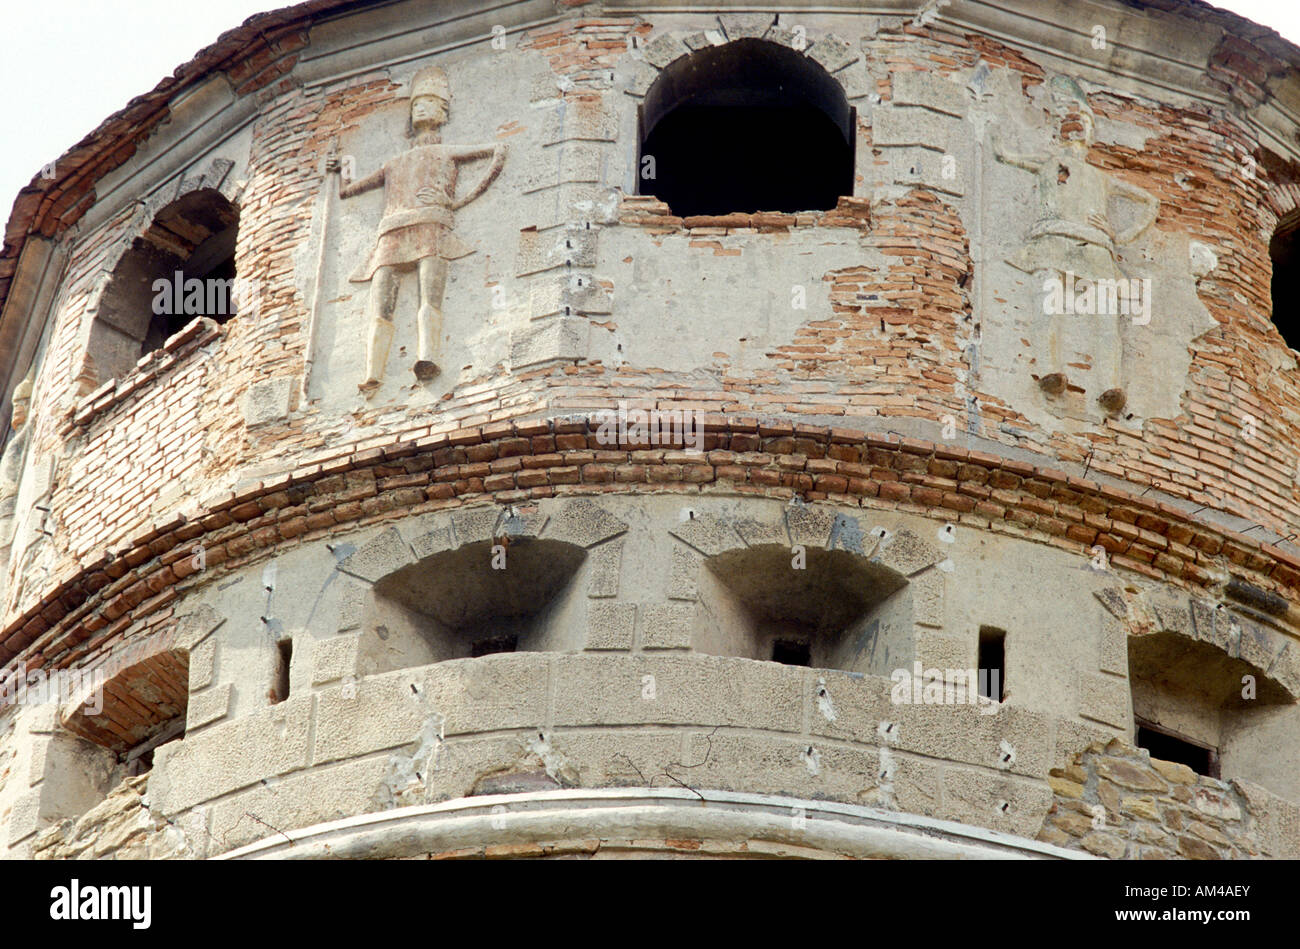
978;626;1005;701
271;638;292;704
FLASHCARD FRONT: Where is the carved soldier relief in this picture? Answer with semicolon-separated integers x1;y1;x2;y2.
0;367;34;607
994;76;1158;411
332;66;506;394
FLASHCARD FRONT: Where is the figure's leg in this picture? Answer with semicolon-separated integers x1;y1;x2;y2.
414;255;449;381
362;265;399;392
1035;269;1069;396
1098;311;1127;415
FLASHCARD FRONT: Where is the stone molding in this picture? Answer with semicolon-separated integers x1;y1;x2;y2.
216;787;1093;860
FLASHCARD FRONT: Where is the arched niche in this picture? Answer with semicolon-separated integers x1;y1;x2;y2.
337;500;629;674
670;508;943;674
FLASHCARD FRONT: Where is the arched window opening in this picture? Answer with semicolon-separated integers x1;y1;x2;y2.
89;188;239;385
62;648;189;777
695;545;909;674
637;39;855;217
1270;210;1300;349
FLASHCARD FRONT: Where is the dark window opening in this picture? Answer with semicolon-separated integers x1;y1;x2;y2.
1136;721;1219;779
978;626;1005;701
1270;212;1300;350
270;638;292;704
88;188;240;387
471;634;518;657
772;639;811;666
637;38;855;217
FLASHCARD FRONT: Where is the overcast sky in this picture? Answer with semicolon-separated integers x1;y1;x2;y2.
2;0;1299;223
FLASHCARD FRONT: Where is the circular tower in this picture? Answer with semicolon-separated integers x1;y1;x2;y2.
1;0;1299;861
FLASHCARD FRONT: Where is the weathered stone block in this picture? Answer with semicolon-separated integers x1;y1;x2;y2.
670;514;742;556
784;502;835;548
150;694;313;815
891;71;967;116
551;654;803;732
338;527;413;583
733;516;788;548
311;634;359;685
1095;756;1165;792
187;683;232;731
641;603;694;649
586;539;623;598
939;765;1054;839
515;223;599;275
667;544;698;601
510;316;590;368
718;13;774;40
808;33;859;73
642;33;690;69
173;604;226;652
1098;615;1127;676
243;376;295;426
407;522;453;561
452;507;502;546
873;528;940;575
543;499;627;547
872;106;959;150
189;639;216;692
335;577;370;632
587;601;636;650
912;569;945;628
1078;673;1131;730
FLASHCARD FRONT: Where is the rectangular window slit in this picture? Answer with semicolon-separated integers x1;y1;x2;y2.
271;638;292;704
978;626;1005;701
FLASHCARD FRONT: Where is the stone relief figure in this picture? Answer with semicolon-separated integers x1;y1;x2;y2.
0;369;34;602
331;66;506;394
994;76;1158;410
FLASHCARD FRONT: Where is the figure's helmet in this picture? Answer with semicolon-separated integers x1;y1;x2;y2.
1048;74;1095;144
411;66;450;103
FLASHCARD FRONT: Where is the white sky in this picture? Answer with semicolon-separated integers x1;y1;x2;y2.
1;0;1299;224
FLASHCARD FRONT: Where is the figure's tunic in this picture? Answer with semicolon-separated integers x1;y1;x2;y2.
1006;153;1126;283
350;144;473;282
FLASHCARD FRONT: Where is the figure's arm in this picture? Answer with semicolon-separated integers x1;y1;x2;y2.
330;161;385;199
1110;178;1159;244
991;132;1047;173
451;144;507;210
